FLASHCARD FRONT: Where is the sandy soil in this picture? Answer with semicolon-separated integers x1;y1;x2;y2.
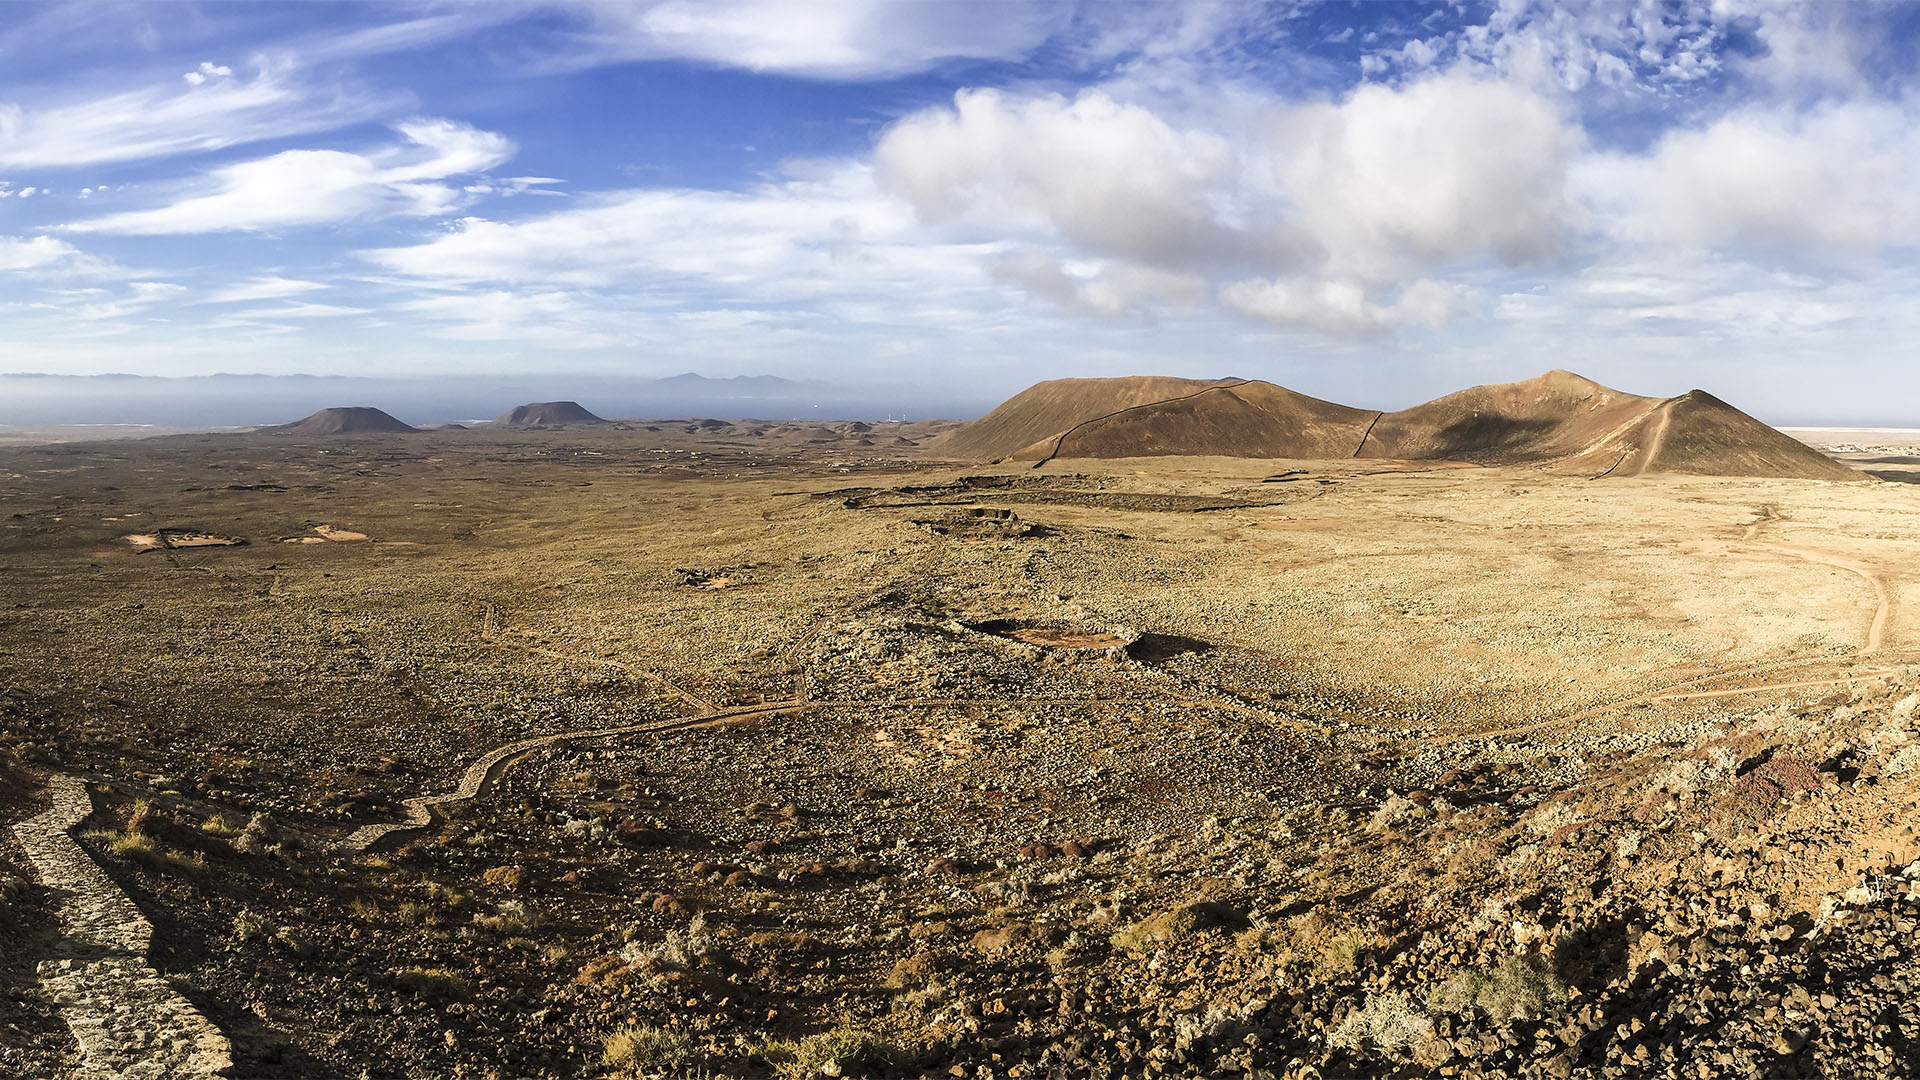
1;425;1916;1078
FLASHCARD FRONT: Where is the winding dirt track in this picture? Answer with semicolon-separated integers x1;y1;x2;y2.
449;514;1914;814
1424;509;1908;744
1743;506;1896;656
331;702;806;853
1637;398;1675;475
1648;674;1896;703
1753;543;1894;655
1418;665;1898;745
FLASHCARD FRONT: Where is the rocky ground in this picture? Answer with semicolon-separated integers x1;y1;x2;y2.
1;428;1916;1077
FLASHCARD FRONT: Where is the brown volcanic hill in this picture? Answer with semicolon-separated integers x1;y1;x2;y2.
1362;370;1856;480
936;376;1244;461
265;407;418;435
494;401;606;427
1359;370;1655;466
953;369;1855;480
1015;380;1380;462
1629;389;1860;480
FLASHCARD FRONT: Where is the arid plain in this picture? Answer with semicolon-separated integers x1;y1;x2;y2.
3;405;1919;1079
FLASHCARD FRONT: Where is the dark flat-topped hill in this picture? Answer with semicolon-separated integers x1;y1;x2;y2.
494;401;606;427
262;407;418;435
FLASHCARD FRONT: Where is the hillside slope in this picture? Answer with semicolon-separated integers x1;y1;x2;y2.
1016;380;1379;462
936;376;1242;461
1363;371;1854;479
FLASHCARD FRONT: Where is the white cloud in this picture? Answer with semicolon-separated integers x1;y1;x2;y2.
1385;0;1724;95
547;0;1061;79
987;250;1206;318
399;289;625;347
1273;72;1578;280
461;175;567;199
1578;98;1920;257
204;276;328;304
873;73;1575;331
359;160;1033;352
875;88;1278;270
223;301;370;320
0;235;82;271
182;61;233;87
63;120;514;235
359;71;1579;344
0;59;392;170
364;162;944;289
1221;276;1478;336
1719;0;1871;93
30;281;187;322
130;281;188;301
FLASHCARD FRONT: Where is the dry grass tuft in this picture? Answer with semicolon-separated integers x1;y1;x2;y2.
765;1024;897;1079
600;1023;691;1072
1427;954;1568;1023
395;965;470;998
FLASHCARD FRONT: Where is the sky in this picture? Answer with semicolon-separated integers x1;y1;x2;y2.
2;0;1919;421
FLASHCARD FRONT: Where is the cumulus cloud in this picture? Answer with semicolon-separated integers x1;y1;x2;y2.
0;235;83;271
873;72;1575;332
1578;99;1920;256
1221;277;1478;336
548;0;1061;79
875;88;1286;270
1273;73;1577;280
182;61;234;86
359;69;1582;340
1721;0;1875;93
63;120;514;235
988;251;1207;317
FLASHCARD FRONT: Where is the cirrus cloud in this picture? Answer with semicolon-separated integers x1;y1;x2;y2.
544;0;1064;80
61;119;515;235
0;58;394;171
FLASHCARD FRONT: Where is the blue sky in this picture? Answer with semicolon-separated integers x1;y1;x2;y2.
2;0;1919;420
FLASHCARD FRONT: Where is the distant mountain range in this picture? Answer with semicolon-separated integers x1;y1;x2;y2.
0;372;980;428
